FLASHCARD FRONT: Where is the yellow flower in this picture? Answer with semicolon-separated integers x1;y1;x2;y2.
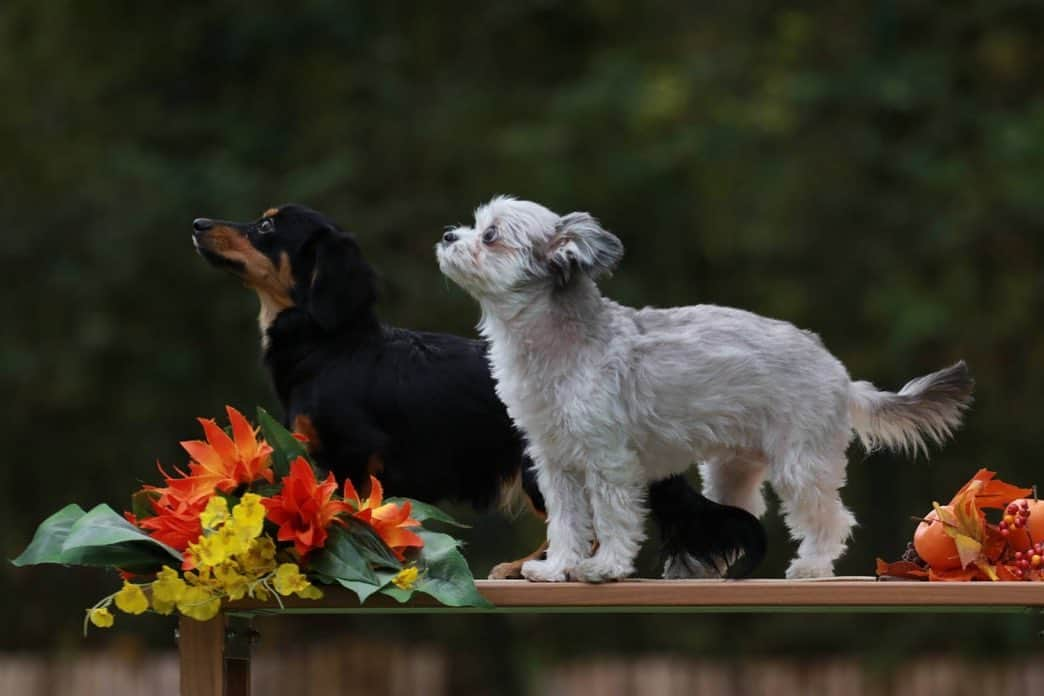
297;584;323;600
392;566;420;590
249;583;270;601
217;523;249;558
88;607;115;628
114;582;149;615
239;536;276;575
200;496;230;530
151;566;188;615
272;563;311;596
184;566;217;588
213;563;250;601
231;493;266;540
190;533;228;568
177;586;221;621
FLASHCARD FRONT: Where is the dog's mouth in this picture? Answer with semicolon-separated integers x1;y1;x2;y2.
193;234;247;274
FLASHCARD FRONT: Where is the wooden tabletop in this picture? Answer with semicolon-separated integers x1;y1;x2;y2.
226;578;1044;615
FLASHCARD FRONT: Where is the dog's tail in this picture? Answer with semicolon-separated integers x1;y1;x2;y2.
650;475;767;579
848;361;974;457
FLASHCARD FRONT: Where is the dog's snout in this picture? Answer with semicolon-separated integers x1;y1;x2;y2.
193;218;214;233
442;231;459;245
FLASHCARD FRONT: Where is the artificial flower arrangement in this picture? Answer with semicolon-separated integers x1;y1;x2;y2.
13;406;489;632
877;468;1042;581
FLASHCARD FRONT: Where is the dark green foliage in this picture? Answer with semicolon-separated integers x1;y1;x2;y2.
3;0;1043;659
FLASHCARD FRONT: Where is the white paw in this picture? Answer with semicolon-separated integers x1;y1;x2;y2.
663;554;722;579
785;559;834;579
567;557;633;584
521;559;568;582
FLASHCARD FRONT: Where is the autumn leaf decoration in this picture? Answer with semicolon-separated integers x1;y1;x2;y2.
877;469;1038;582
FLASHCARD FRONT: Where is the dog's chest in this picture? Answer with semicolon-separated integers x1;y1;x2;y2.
491;346;616;444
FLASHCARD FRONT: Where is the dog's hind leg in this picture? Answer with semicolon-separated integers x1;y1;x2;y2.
698;452;768;518
769;442;856;579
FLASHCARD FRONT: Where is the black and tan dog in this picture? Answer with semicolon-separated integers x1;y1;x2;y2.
191;205;766;578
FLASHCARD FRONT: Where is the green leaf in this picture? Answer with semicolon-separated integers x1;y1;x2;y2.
130;489;158;521
334;578;384;603
343;518;402;571
308;526;378;585
62;504;181;559
412;530;491;608
64;542;182;573
256;407;310;478
12;503;182;573
11;504;86;566
385;497;469;528
375;570;414;603
379;585;415;603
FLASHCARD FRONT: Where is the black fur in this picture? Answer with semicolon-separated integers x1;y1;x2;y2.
649;475;766;579
193;204;766;577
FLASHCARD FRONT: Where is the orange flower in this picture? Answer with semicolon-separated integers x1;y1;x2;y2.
177;406;274;494
343;476;423;560
127;470;210;569
262;457;349;557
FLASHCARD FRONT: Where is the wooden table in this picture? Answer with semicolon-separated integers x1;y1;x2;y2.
177;578;1044;696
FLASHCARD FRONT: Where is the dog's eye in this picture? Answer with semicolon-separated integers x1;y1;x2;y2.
259;219;274;234
482;225;498;245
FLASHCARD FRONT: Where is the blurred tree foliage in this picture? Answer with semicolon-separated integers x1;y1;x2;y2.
2;0;1042;668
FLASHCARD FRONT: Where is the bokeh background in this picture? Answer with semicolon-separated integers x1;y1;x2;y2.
3;1;1043;693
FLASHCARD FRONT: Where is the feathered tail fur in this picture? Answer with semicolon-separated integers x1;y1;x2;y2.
848;361;974;457
650;475;767;579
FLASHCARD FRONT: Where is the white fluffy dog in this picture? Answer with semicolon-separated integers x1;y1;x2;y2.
437;196;974;581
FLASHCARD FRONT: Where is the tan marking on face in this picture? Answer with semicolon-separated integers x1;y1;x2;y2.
253;251;295;339
292;414;321;454
262;207;280;219
199;226;296;345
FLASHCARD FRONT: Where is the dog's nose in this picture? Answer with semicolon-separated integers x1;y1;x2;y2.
442;231;459;244
193;218;214;233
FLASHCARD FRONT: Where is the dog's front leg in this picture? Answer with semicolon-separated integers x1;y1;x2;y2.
521;466;592;582
569;452;646;583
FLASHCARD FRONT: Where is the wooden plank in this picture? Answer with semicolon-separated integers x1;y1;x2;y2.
225;578;1044;614
224;616;253;696
179;615;224;696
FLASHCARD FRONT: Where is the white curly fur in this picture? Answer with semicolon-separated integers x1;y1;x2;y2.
437;197;973;581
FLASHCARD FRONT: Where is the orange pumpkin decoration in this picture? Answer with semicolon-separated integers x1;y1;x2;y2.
913;507;963;570
1007;498;1044;553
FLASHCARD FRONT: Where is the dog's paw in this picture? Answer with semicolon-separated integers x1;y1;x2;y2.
488;561;524;580
785;558;834;579
521;559;568;582
662;553;722;580
566;557;632;584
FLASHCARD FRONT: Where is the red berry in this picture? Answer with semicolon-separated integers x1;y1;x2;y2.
1021;501;1030;511
1001;528;1011;537
1015;517;1026;529
1013;568;1024;578
1015;551;1024;561
1007;503;1020;515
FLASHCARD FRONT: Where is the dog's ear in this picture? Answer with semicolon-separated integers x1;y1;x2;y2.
547;212;624;287
307;227;377;331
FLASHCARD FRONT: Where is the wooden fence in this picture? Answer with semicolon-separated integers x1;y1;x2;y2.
3;650;1044;696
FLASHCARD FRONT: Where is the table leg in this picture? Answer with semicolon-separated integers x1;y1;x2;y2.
178;615;254;696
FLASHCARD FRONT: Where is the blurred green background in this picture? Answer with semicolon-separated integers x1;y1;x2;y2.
2;0;1042;689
